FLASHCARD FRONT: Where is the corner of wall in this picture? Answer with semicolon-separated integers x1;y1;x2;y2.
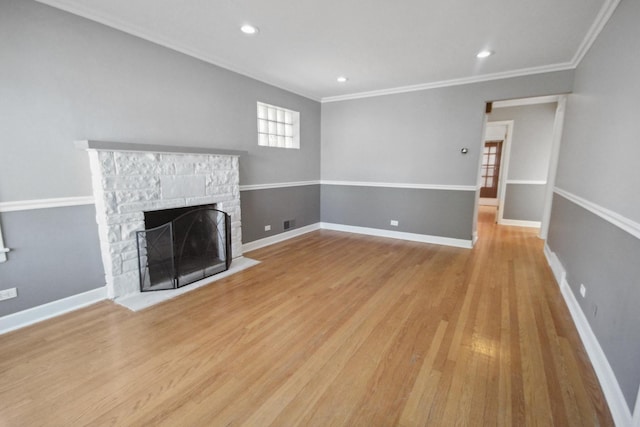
543;242;633;427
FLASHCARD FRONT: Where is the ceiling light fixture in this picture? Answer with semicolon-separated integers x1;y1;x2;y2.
337;76;348;83
240;24;259;35
476;50;493;58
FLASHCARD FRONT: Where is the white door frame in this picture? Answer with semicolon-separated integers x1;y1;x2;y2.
483;120;514;224
539;95;567;239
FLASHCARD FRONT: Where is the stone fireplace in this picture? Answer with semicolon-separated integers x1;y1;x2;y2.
77;141;246;300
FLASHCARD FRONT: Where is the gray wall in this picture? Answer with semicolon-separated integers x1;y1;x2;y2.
321;71;573;239
489;103;556;222
548;0;640;412
489;103;556;181
0;0;321;316
241;185;320;243
321;185;475;240
502;184;546;222
0;0;320;202
0;206;104;316
548;195;640;410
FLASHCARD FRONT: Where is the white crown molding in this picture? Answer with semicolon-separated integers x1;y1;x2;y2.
0;196;95;212
571;0;622;66
37;0;620;105
35;0;321;102
492;95;561;108
321;62;575;103
321;180;476;191
240;181;321;192
505;180;547;185
543;244;633;427
554;187;640;240
0;287;107;335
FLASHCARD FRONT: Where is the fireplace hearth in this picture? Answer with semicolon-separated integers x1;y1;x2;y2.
137;205;231;292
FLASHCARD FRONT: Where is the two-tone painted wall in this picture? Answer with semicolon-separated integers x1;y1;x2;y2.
0;0;320;318
320;73;573;245
489;103;557;225
546;0;640;422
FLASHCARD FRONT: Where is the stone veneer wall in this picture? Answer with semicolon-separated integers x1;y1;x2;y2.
87;150;242;299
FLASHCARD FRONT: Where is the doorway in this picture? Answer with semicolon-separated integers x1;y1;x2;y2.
473;95;568;243
479;140;503;199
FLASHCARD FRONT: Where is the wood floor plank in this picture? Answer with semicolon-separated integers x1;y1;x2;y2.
0;208;614;426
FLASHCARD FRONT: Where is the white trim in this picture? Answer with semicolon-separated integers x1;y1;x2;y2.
320;222;473;249
0;196;95;212
240;180;320;191
0;222;8;262
498;219;541;228
0;287;107;335
321;62;574;103
34;0;321;102
543;244;633;427
571;0;622;66
540;96;567;240
505;180;547;185
493;95;561;109
320;180;476;191
489;121;515;224
243;223;321;252
634;385;640;426
479;198;499;206
36;0;620;105
554;187;640;241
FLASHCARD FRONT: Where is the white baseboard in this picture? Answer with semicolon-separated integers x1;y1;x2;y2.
320;222;473;249
243;223;321;252
544;244;633;427
499;219;541;228
0;287;107;335
473;231;479;246
479;198;499;206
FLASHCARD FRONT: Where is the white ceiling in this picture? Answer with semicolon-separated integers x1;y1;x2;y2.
37;0;618;102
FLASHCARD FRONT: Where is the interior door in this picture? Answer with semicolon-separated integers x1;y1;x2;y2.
480;140;503;199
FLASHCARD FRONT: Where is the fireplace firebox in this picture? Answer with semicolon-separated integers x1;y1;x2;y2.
136;205;231;292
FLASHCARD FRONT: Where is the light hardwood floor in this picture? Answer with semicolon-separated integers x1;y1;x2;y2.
0;208;613;426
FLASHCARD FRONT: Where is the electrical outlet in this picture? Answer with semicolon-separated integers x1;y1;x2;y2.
579;284;586;298
284;219;295;230
390;220;399;226
264;225;271;231
0;288;17;301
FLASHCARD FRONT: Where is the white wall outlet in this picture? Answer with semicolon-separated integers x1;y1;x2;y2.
579;283;586;298
264;225;271;231
390;220;399;226
0;287;18;301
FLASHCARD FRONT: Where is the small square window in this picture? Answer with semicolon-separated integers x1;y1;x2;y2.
257;102;300;149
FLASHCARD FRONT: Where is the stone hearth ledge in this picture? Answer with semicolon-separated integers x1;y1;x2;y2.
116;257;260;311
75;140;248;157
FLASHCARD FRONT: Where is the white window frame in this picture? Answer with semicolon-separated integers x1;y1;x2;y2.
257;102;300;149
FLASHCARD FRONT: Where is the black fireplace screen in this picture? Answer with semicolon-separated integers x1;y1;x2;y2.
136;207;231;292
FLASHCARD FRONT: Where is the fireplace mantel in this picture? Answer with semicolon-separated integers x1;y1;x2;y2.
75;140;247;157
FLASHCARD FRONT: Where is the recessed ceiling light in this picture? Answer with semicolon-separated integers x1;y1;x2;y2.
476;50;493;58
337;76;348;83
240;24;259;35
